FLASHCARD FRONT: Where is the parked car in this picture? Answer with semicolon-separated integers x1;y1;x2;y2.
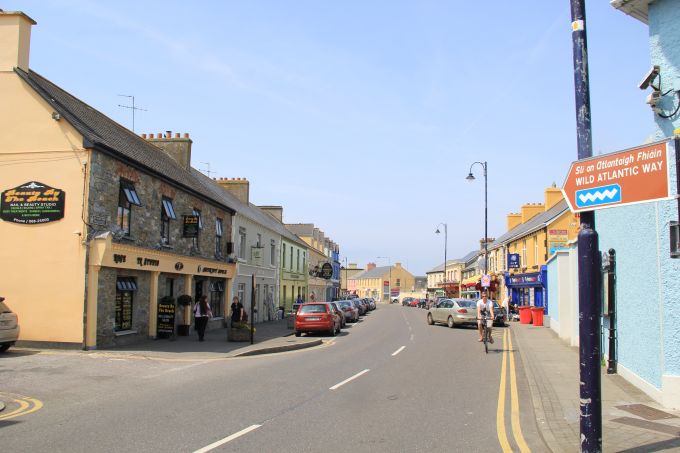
401;297;414;306
367;298;376;310
417;298;428;308
294;303;341;337
336;300;359;322
351;299;367;316
0;297;19;352
427;298;478;328
407;298;420;307
328;301;347;328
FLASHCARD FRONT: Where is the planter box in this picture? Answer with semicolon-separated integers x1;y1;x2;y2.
228;328;252;342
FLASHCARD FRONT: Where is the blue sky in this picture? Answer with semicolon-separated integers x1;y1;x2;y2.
6;1;652;275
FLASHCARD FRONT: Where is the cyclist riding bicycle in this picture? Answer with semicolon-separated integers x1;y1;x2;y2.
476;291;494;343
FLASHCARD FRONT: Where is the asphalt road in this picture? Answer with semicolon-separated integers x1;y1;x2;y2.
0;304;548;452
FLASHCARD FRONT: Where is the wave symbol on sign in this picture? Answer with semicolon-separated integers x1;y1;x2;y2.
578;188;618;204
575;184;622;208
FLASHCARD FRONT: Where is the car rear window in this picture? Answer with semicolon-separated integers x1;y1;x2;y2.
457;300;476;308
299;304;328;314
0;301;10;313
338;302;351;308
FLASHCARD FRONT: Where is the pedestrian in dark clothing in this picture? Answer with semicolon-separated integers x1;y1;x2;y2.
230;296;244;327
193;295;212;342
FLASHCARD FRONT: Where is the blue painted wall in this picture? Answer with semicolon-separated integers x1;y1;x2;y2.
597;0;680;389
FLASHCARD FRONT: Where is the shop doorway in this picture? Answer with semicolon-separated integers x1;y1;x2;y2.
195;280;204;303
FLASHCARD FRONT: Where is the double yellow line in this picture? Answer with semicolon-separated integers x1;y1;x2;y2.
0;392;43;421
496;329;530;452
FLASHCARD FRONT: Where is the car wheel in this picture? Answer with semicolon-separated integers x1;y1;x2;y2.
295;331;301;337
329;326;336;337
427;313;434;325
447;316;455;328
0;344;10;352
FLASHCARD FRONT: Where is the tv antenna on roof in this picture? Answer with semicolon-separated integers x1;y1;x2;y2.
200;162;213;177
117;94;147;132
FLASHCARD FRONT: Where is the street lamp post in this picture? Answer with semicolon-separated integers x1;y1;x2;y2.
466;161;488;280
435;223;447;296
377;256;391;303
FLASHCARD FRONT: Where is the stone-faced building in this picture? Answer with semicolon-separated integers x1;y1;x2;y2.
0;11;241;348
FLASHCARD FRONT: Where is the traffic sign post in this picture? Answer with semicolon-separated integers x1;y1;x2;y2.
562;140;672;213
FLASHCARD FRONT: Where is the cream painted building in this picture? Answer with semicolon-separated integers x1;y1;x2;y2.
348;262;415;302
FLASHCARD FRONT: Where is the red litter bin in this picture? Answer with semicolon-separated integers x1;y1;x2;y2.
531;307;545;327
518;306;532;324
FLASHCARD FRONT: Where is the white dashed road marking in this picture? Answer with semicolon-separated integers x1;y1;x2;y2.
391;346;406;356
329;369;370;390
193;424;262;453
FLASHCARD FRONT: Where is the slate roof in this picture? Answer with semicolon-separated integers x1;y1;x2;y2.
349;266;391;280
488;199;569;250
15;68;309;249
15;68;237;213
426;258;467;274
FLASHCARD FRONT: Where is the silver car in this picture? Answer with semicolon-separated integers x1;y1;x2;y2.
0;297;19;352
427;298;477;328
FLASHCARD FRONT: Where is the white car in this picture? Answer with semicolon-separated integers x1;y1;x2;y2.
0;297;19;352
427;298;478;328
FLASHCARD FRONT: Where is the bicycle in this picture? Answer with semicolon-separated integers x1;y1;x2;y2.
480;313;493;354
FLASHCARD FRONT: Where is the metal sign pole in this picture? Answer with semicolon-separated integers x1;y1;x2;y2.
570;1;602;451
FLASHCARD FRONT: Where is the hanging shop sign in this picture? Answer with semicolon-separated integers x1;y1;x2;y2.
183;215;200;238
562;140;672;213
320;262;333;279
508;253;520;269
481;274;491;288
1;181;65;224
156;299;176;337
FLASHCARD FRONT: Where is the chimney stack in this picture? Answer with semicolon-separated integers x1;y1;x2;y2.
0;11;36;72
544;186;564;210
507;213;522;231
259;206;283;222
366;262;377;270
521;203;544;223
216;177;250;205
145;132;192;170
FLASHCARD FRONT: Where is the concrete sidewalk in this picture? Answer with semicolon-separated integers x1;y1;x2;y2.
511;323;680;453
16;319;324;360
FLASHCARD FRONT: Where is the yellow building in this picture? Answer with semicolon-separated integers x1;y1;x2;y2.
348;262;415;303
341;263;364;297
486;187;579;306
0;12;239;348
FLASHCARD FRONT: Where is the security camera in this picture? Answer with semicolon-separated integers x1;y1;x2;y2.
639;65;660;90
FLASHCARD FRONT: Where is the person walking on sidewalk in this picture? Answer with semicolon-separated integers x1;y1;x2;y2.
193;295;212;342
477;291;494;343
230;296;244;327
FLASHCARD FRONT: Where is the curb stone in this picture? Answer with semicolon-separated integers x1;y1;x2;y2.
233;339;323;357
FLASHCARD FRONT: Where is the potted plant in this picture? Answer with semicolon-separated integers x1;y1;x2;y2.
228;321;256;342
176;294;193;336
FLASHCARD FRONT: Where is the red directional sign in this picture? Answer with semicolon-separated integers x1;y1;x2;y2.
562;140;672;213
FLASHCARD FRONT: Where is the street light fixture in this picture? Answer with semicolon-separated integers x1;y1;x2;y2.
377;256;391;302
466;161;488;286
435;223;447;296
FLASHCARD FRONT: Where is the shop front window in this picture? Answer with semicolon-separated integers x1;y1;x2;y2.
209;280;224;318
115;277;137;331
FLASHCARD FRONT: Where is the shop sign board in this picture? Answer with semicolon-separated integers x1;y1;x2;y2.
562;141;672;213
481;274;491;288
157;299;176;337
183;215;199;237
320;262;333;279
1;181;65;224
548;229;570;255
508;273;542;285
508;253;520;269
383;280;389;295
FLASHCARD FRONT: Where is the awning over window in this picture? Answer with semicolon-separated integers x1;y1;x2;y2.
162;198;177;219
116;277;138;291
120;179;142;206
461;275;481;288
209;281;224;292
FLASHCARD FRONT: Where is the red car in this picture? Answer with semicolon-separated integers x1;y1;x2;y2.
294;303;341;337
